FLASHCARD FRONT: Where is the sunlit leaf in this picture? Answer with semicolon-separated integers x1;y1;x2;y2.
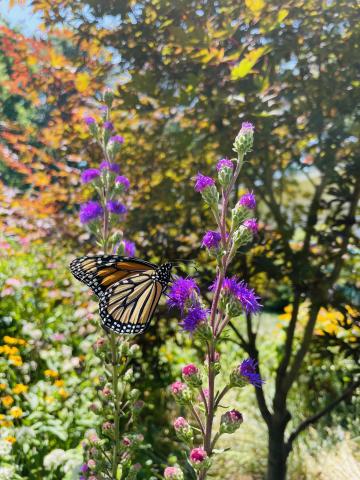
230;46;270;80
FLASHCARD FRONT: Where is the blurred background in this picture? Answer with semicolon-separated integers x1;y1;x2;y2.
0;1;359;479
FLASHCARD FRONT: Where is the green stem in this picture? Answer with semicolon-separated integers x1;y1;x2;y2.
110;332;120;479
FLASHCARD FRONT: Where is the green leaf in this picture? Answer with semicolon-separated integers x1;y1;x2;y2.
230;46;270;80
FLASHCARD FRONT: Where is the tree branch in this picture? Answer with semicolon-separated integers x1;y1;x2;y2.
285;379;360;453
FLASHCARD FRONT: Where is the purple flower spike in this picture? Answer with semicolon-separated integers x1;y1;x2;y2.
235;281;262;314
99;161;121;174
167;277;199;310
110;135;124;144
123;239;136;256
180;306;208;332
216;158;234;171
194;173;215;192
84;116;95;125
79;201;103;224
243;218;258;233
107;200;127;215
103;121;114;131
115;175;130;190
239;191;256;209
81;168;100;184
202;230;221;249
240;122;255;134
239;358;264;387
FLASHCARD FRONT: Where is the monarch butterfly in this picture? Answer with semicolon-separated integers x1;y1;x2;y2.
70;255;172;334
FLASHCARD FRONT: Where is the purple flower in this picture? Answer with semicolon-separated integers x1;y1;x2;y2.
202;230;221;249
210;275;238;295
240;122;255;134
180;306;208;332
216;158;234;171
123;239;136;256
79;201;103;224
239;191;256;209
239;358;264;387
115;175;130;190
110;135;124;144
107;200;127;215
103;120;114;131
235;281;262;314
80;464;89;473
81;168;100;184
194;173;215;192
99;161;121;174
243;218;258;233
84;116;95;125
167;277;199;310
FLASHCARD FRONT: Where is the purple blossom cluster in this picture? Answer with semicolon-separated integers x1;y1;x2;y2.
210;275;262;314
239;358;264;387
194;173;215;192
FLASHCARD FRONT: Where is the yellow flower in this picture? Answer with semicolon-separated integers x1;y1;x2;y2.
0;414;4;420
3;336;18;345
9;407;23;418
12;384;29;395
45;396;55;404
58;388;69;399
1;396;14;408
9;355;23;367
0;383;7;390
54;380;64;387
0;420;13;427
44;369;58;378
0;345;18;355
5;436;16;443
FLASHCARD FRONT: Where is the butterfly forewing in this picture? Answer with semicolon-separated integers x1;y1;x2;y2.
69;255;172;335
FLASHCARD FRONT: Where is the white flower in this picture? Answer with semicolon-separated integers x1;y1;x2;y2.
43;449;66;470
0;465;15;479
0;440;12;456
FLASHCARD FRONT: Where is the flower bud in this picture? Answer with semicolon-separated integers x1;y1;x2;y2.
205;351;221;375
129;388;140;401
201;230;221;251
93;337;106;351
230;358;264;388
216;158;234;188
124;368;134;382
164;466;184;480
194;321;213;342
119;341;130;356
102;421;114;431
189;447;211;471
173;416;193;443
103;89;114;108
201;184;219;208
133;400;144;413
182;364;202;388
231;205;251;231
101;387;111;398
220;409;243;434
129;344;140;356
170;381;193;405
233;225;253;248
87;459;96;470
233;122;254;155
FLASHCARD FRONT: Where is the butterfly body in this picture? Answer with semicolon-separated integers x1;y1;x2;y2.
70;255;172;335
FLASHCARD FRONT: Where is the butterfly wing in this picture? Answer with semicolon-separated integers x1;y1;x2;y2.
99;271;163;334
70;255;157;297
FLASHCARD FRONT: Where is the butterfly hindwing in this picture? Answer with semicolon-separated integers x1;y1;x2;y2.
99;271;163;334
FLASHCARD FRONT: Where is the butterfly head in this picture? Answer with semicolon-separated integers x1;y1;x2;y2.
156;262;172;288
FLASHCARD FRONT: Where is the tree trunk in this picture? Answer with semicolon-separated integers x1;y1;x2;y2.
266;421;288;480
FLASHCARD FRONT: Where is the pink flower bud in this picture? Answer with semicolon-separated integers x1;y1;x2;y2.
182;364;202;387
87;459;96;470
173;417;189;431
189;447;207;464
101;387;111;397
123;436;132;446
170;381;186;395
182;364;198;377
94;337;106;350
220;409;243;434
164;466;184;480
102;421;113;431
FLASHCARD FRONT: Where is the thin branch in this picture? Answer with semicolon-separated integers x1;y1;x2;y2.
286;380;360;453
190;403;205;437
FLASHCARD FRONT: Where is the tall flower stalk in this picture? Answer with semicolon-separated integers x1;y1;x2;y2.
165;123;263;480
77;92;141;480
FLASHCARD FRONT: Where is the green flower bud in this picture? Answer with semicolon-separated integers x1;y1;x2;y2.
233;122;254;155
220;409;243;434
201;185;219;208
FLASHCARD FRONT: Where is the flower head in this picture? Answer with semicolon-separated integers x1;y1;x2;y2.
84;116;95;125
103;120;114;131
79;201;103;224
182;363;202;387
164;466;184;480
240;122;254;134
233;121;255;155
81;168;100;184
107;200;127;215
194;173;215;192
170;381;187;396
182;364;198;377
235;281;262;314
110;135;124;144
115;175;130;190
9;407;23;418
180;306;208;332
99;160;120;174
237;358;264;387
216;158;234;171
238;191;256;209
123;239;136;256
173;417;189;431
167;277;199;310
243;218;258;233
202;230;221;249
